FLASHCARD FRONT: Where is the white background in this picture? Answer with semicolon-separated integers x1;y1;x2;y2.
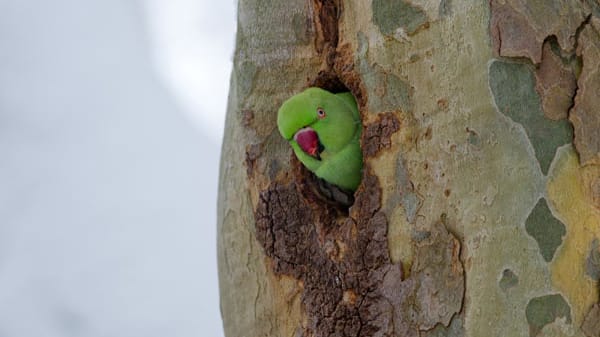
0;0;235;336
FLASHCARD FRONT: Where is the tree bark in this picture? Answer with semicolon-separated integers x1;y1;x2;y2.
218;1;600;336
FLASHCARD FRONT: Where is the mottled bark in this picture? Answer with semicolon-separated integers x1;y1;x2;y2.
218;0;600;336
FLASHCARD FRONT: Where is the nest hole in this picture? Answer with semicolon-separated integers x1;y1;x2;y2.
292;73;364;214
310;71;350;94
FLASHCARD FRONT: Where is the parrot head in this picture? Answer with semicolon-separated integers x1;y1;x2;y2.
277;87;359;159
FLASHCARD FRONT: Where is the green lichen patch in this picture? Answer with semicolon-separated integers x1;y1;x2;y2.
587;0;600;18
499;269;519;291
488;60;573;175
586;238;600;281
384;155;421;224
424;313;464;337
438;0;452;17
235;60;258;101
525;198;566;262
525;294;572;337
292;13;311;45
372;0;428;36
467;128;481;148
357;32;413;114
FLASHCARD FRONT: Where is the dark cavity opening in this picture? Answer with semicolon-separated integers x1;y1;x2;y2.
310;71;349;94
292;75;363;214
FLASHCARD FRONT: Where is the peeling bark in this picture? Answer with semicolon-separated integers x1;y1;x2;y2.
534;42;577;121
570;17;600;166
219;1;600;336
582;303;600;337
490;0;589;63
253;170;463;336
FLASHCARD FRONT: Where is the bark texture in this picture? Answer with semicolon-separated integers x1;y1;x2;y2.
218;0;600;336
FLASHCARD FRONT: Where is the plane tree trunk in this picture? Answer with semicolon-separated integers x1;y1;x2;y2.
218;0;600;336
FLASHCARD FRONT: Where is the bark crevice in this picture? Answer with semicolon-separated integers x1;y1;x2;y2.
248;2;465;336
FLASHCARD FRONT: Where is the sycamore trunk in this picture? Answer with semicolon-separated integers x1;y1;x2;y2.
218;1;600;336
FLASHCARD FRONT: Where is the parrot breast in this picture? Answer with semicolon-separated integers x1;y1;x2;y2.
294;127;322;159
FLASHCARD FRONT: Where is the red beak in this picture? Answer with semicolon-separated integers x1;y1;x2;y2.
294;128;320;158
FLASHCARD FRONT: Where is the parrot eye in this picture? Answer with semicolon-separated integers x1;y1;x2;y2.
317;107;326;119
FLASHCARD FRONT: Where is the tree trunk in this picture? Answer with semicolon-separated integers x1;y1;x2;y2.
217;0;600;336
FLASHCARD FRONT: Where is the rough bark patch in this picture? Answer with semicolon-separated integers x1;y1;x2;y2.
312;0;340;55
254;173;392;336
363;113;401;158
309;0;346;104
489;0;589;64
587;238;600;281
334;42;368;109
590;175;600;212
253;168;464;336
582;303;600;337
308;43;367;112
408;222;465;330
534;41;577;121
569;18;600;166
488;0;599;166
242;109;255;127
489;0;542;63
245;143;263;177
309;1;368;114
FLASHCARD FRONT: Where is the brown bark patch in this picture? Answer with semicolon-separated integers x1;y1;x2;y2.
253;168;464;336
334;42;368;109
308;41;367;112
245;143;262;177
363;112;401;158
312;0;340;55
534;42;577;121
582;303;600;337
437;98;449;112
411;223;464;330
489;0;589;64
242;109;255;127
254;173;391;336
590;176;600;211
309;1;367;110
489;0;543;63
570;18;600;166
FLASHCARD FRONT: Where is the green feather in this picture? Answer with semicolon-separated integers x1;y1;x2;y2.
277;87;363;191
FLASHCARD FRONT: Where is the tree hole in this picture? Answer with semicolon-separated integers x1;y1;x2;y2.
290;73;364;214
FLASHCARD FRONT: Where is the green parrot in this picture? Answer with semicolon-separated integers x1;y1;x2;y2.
277;87;363;191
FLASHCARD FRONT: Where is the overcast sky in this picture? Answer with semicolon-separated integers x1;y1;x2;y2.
144;0;236;142
0;1;235;336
